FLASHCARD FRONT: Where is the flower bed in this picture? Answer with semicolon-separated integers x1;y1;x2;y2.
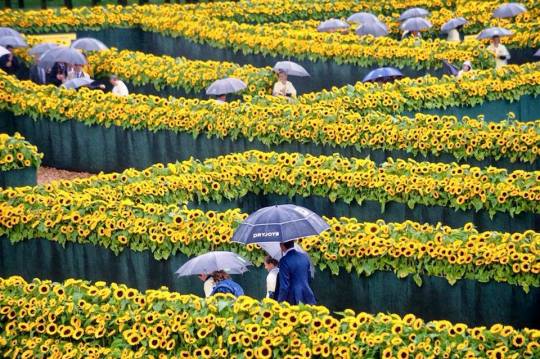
0;132;41;172
0;276;538;358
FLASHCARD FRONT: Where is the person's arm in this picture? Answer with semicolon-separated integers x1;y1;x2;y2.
500;45;511;60
288;82;297;98
272;82;281;96
277;262;290;302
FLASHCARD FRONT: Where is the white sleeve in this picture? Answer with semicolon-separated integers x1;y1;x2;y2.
266;271;277;297
272;82;280;96
501;45;511;60
288;82;297;97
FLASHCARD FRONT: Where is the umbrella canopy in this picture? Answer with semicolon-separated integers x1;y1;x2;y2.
273;61;310;77
259;242;315;278
232;204;330;245
205;77;247;95
0;46;9;58
71;37;108;51
535;49;540;57
62;77;94;89
362;67;404;82
0;36;27;48
175;251;251;276
0;27;22;38
400;17;432;32
39;46;87;68
347;12;379;24
442;60;459;76
399;7;429;21
441;17;467;33
477;27;513;40
493;3;527;18
355;21;388;37
28;43;59;56
317;18;349;32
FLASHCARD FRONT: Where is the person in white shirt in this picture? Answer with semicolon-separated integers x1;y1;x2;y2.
198;273;215;298
272;70;297;99
446;26;462;42
214;94;227;104
487;36;511;69
264;256;279;298
110;75;129;96
66;64;90;81
457;60;472;78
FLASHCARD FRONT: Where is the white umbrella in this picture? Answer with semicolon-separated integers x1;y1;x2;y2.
62;77;94;89
39;46;87;69
0;27;22;38
71;37;108;51
477;27;513;40
347;12;379;24
273;61;310;77
28;43;59;56
399;7;429;21
175;251;252;276
400;17;432;32
355;21;388;37
0;46;9;58
317;18;350;32
205;77;247;95
493;3;527;18
441;17;467;33
0;36;27;48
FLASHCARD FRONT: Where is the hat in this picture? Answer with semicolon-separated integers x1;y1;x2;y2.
463;60;472;69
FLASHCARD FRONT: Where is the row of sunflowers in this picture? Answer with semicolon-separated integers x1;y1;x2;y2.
0;276;539;358
0;132;42;172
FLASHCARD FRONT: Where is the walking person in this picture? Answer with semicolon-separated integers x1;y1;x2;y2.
487;35;510;69
198;273;215;298
264;256;279;298
210;270;244;297
277;240;316;305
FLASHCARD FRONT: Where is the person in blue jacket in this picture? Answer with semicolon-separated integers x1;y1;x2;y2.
277;240;316;305
210;270;244;297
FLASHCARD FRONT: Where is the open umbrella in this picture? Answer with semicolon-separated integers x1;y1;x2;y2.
355;21;388;37
400;17;432;32
0;36;27;48
347;12;379;24
317;18;349;32
273;61;310;77
535;49;540;57
442;60;459;76
0;46;9;58
39;46;87;69
477;27;513;40
175;251;251;276
205;77;247;95
259;242;315;278
232;204;329;245
399;7;429;21
362;67;403;82
28;43;59;56
62;77;94;89
71;37;108;51
441;17;467;33
0;27;22;38
493;3;526;18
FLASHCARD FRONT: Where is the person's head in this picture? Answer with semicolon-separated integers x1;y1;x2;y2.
198;273;209;282
462;60;472;71
264;256;279;271
211;270;230;283
456;25;463;31
6;45;13;53
411;30;419;37
277;70;288;83
279;240;295;253
110;75;120;86
74;64;83;72
491;35;500;46
217;94;226;102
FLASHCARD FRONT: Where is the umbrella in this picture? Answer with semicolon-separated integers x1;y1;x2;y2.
442;60;459;76
493;3;526;18
355;21;388;37
259;242;315;278
0;27;22;38
400;17;432;32
232;204;330;245
62;77;94;89
441;17;467;33
347;12;379;24
0;46;9;58
205;77;247;95
362;67;403;82
399;7;429;21
477;27;513;40
317;18;349;32
71;37;108;51
28;43;59;56
175;251;251;276
273;61;310;77
0;36;27;48
39;46;87;68
535;49;540;57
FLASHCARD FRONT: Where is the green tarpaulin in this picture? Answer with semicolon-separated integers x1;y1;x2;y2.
0;237;537;329
0;167;36;188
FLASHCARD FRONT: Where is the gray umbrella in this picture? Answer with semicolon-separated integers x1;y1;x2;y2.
39;46;87;68
28;43;59;56
71;37;108;51
317;18;350;32
441;17;467;33
400;17;432;32
205;77;247;95
0;46;9;58
355;21;388;37
175;251;251;276
477;27;513;40
347;12;379;24
399;7;429;21
62;77;94;89
0;36;27;48
535;49;540;57
493;3;526;18
273;61;310;77
0;27;22;38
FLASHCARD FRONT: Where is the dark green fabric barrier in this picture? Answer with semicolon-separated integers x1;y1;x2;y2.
0;167;36;188
0;237;538;329
1;113;537;176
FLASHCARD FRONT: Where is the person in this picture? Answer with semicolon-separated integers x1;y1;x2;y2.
447;25;462;42
198;273;215;298
457;60;472;78
264;256;279;298
28;54;47;84
272;70;297;99
209;270;244;297
110;75;129;96
487;35;510;69
215;94;227;104
48;62;68;86
277;240;316;305
67;64;90;81
0;45;20;75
